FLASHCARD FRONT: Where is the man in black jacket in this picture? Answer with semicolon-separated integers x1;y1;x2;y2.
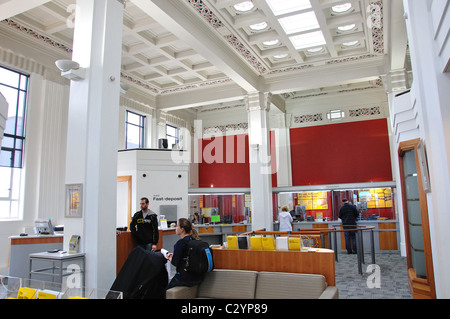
339;199;359;254
130;197;159;250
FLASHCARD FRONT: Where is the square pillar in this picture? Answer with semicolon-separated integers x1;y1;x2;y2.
64;0;124;290
246;92;274;231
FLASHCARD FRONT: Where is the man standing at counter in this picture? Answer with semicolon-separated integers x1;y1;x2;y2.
339;199;359;254
130;197;159;250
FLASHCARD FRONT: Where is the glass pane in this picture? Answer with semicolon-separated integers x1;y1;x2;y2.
167;136;176;149
0;200;11;218
20;75;28;91
0;167;12;198
0;86;18;135
0;149;13;167
166;125;177;137
402;149;427;280
127;112;140;126
0;68;20;88
13;150;22;168
16;91;26;136
405;175;419;199
1;135;14;149
10;200;19;219
126;124;140;149
11;168;21;200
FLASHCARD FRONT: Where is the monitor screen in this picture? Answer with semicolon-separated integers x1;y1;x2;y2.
211;215;220;223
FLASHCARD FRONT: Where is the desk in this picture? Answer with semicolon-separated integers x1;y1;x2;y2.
29;252;85;287
212;247;335;286
9;235;63;279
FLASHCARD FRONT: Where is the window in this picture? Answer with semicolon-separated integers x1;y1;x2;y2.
327;109;345;121
166;124;179;149
125;110;145;149
0;66;29;219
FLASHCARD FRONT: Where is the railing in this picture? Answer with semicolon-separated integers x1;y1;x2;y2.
240;226;377;275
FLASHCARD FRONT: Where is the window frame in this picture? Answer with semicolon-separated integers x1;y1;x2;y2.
0;65;29;169
166;124;179;148
125;110;146;149
0;65;29;220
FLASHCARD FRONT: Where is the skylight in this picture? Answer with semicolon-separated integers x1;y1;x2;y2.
234;1;254;12
278;11;320;34
289;31;326;50
266;0;312;16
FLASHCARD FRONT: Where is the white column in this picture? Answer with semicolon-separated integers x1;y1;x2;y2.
64;0;124;290
246;92;274;231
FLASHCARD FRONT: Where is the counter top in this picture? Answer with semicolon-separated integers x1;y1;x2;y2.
9;234;63;239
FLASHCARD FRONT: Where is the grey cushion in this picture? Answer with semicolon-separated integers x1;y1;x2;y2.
197;269;258;299
255;272;327;299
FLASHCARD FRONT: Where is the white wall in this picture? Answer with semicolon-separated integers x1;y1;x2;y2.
403;0;450;298
117;150;189;223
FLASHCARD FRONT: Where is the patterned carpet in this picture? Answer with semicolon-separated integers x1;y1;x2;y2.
334;252;412;299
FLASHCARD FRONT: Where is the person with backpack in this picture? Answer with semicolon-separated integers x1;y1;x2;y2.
165;218;210;291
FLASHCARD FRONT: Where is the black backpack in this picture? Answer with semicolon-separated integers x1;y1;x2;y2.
184;239;214;274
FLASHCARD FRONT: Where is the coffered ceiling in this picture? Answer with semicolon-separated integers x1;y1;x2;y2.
0;0;408;113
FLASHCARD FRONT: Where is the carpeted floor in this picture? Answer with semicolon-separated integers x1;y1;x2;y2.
334;252;412;299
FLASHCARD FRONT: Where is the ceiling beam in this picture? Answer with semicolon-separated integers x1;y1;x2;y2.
0;0;52;20
157;82;247;111
130;0;261;93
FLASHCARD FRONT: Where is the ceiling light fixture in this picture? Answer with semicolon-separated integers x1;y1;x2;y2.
249;22;268;31
338;24;356;32
55;59;86;81
331;3;352;14
342;40;359;47
234;1;254;12
273;54;289;59
307;47;324;53
263;39;279;46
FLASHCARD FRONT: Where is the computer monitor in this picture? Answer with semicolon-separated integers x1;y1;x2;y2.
34;218;54;235
211;215;220;223
223;215;233;224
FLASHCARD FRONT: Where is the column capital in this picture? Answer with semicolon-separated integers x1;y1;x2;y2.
245;92;272;112
381;69;412;94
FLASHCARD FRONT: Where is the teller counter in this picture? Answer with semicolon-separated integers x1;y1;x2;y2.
273;220;400;252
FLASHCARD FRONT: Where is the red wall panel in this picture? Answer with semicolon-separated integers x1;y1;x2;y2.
198;132;278;188
290;119;393;186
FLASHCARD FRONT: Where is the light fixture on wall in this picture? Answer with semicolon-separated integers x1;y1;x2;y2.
55;59;86;81
120;83;130;96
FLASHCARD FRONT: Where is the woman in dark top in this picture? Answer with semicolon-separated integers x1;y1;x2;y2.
165;218;205;290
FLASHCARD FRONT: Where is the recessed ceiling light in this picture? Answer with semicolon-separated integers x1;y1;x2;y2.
263;39;279;46
266;0;312;16
290;31;326;50
273;54;289;59
234;1;254;12
249;22;268;31
278;11;320;35
307;47;323;53
331;3;352;13
338;24;356;31
342;40;359;47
